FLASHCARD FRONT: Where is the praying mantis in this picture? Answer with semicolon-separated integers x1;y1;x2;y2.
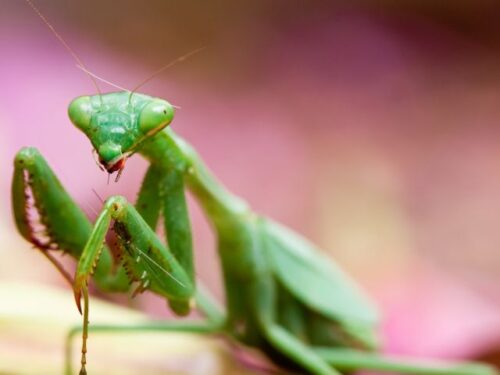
11;2;498;375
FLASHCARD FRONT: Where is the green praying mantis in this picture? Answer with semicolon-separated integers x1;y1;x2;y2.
10;2;498;375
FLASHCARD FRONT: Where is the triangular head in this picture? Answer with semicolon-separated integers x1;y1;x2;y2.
68;92;175;174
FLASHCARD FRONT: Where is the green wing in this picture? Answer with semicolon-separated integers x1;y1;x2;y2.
262;219;380;327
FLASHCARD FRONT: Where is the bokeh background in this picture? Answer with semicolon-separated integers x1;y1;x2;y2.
1;0;500;372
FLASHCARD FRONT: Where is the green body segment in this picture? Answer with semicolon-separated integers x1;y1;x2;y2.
12;91;497;375
143;123;497;375
139;125;381;344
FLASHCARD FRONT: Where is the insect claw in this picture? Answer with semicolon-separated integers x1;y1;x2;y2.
73;276;86;314
131;283;144;298
74;288;83;315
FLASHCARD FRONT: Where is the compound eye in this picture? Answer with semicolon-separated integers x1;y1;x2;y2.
68;96;93;132
68;96;92;132
139;99;175;135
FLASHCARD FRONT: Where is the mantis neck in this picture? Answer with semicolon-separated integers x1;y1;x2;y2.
139;129;251;229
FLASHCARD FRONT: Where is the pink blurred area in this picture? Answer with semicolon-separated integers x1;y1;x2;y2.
1;0;500;366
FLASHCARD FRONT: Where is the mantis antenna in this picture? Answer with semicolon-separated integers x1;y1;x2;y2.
91;188;105;205
25;0;104;106
127;46;207;105
76;64;130;92
77;65;181;109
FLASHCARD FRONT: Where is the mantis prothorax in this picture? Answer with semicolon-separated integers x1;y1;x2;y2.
11;2;498;375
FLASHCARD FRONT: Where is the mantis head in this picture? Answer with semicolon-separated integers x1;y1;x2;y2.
68;91;174;175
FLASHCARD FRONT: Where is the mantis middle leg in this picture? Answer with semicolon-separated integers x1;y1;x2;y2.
314;348;496;375
65;320;223;375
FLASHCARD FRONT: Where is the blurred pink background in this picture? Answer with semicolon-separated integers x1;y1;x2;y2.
1;0;500;369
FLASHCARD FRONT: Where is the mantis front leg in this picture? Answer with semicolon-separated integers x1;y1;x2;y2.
12;147;129;292
73;196;195;374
